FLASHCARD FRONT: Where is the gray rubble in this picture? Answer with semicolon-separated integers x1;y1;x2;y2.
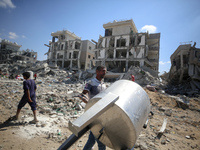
0;61;199;150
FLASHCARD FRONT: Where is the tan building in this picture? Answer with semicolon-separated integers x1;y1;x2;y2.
92;19;160;77
168;42;200;89
46;30;95;70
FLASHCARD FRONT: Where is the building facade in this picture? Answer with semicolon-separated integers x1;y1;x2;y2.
93;19;160;77
46;30;95;70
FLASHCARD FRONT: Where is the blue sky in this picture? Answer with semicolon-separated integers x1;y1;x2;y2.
0;0;200;74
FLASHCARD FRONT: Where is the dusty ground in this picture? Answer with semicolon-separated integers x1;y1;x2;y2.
0;82;200;150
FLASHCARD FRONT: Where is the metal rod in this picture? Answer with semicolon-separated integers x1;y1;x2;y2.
57;126;89;150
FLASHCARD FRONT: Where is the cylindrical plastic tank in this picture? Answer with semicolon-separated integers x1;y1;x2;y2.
85;80;150;149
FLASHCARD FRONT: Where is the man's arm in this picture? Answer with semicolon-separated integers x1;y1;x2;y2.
79;90;89;103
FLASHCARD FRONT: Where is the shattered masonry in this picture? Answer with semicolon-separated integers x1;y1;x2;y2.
0;39;37;64
167;42;200;90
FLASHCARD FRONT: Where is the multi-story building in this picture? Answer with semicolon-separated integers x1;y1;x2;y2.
0;39;21;64
93;19;160;77
46;30;95;70
168;42;200;86
0;39;37;64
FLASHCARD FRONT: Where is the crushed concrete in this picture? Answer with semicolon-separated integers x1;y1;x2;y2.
0;61;200;150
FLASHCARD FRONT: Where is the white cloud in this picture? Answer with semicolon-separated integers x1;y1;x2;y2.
0;37;2;41
8;32;18;39
0;0;16;8
141;25;157;33
22;35;26;38
159;61;170;65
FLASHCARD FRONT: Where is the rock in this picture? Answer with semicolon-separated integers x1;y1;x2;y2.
185;135;190;139
140;141;148;150
161;139;166;145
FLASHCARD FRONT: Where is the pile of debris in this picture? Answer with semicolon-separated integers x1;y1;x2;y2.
0;61;200;150
121;66;161;86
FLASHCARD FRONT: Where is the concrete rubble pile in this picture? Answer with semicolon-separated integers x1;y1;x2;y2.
121;66;161;86
0;61;199;149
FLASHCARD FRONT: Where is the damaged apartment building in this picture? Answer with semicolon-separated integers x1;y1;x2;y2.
0;39;37;64
92;19;160;77
45;30;95;70
168;42;200;89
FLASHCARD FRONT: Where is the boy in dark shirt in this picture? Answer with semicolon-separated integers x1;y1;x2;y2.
15;72;38;123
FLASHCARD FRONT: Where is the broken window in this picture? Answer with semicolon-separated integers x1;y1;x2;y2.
57;61;62;67
117;39;120;47
61;44;64;50
64;61;70;68
69;41;73;49
73;51;79;58
75;42;81;49
105;28;112;36
129;36;135;47
109;37;115;47
52;36;58;42
183;55;188;67
61;35;65;40
128;61;140;68
53;52;56;59
116;50;126;58
117;39;126;47
65;41;68;50
1;44;6;49
137;36;141;45
54;43;58;48
121;39;126;47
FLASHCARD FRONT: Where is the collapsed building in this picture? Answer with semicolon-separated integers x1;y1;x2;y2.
167;42;200;90
0;39;37;64
92;19;160;77
45;30;95;71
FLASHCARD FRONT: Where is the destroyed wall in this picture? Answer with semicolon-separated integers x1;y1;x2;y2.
93;19;160;77
188;44;200;80
80;40;95;70
146;33;160;72
167;42;200;92
169;44;190;83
